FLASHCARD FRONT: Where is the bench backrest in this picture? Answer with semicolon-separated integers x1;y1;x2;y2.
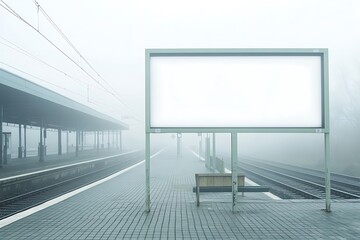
195;173;245;187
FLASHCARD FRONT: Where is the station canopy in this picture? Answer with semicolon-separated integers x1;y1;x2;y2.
0;68;128;131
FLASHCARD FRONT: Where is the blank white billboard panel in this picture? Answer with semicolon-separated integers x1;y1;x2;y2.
150;55;322;128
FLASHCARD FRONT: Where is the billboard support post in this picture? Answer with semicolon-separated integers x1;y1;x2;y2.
324;132;331;212
145;132;150;212
231;132;238;212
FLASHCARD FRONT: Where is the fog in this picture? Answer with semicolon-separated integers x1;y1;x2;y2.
1;0;360;176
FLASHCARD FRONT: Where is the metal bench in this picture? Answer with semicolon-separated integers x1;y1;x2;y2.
194;173;269;206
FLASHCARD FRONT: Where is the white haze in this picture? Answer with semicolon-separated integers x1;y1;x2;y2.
0;0;360;176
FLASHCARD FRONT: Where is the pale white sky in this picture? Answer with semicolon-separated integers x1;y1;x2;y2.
1;0;360;169
1;0;359;123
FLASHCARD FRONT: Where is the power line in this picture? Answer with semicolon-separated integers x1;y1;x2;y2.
0;35;123;94
0;2;107;98
33;1;142;110
0;0;144;122
0;61;87;99
0;0;102;85
31;0;144;121
0;36;86;87
0;61;141;123
33;0;102;79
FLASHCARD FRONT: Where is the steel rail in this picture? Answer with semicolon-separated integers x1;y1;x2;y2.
241;161;360;199
0;151;143;219
237;165;321;199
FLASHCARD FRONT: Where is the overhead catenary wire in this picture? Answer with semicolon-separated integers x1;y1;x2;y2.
31;0;144;122
0;36;86;87
0;61;86;99
0;1;102;86
1;0;143;122
0;36;126;96
34;0;102;79
0;35;113;92
0;61;142;122
0;61;140;122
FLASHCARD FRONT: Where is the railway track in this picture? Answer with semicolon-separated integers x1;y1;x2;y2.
0;151;144;220
243;159;360;196
238;159;360;200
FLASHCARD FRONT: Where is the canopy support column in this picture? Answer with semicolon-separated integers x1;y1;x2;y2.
119;130;122;152
101;131;104;149
23;124;27;158
94;131;96;149
81;131;84;151
66;131;69;154
96;131;99;153
39;121;44;162
108;130;110;149
18;124;22;158
75;130;79;157
58;129;62;155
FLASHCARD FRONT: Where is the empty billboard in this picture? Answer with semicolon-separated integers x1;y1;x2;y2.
146;49;328;133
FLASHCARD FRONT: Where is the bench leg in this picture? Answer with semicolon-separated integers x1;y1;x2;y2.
196;186;200;206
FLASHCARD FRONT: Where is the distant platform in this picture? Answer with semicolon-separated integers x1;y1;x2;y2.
0;147;359;239
0;148;125;179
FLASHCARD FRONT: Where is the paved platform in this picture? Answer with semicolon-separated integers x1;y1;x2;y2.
0;147;359;239
0;148;125;179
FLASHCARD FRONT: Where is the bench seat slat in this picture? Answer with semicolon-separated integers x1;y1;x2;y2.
192;186;270;193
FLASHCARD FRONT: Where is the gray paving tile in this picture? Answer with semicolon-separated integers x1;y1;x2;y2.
0;147;359;239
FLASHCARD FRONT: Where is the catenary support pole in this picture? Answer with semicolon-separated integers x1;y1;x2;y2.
324;132;331;212
58;128;62;155
18;124;22;158
23;124;27;158
231;132;238;212
145;132;150;212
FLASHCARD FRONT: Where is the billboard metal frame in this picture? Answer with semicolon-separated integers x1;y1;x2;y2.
146;48;329;134
144;48;330;213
